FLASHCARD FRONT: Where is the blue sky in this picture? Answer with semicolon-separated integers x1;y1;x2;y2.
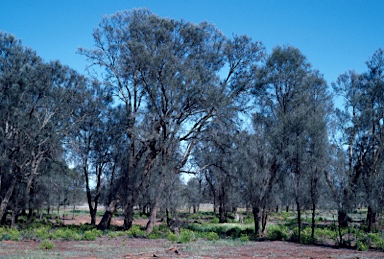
1;0;384;87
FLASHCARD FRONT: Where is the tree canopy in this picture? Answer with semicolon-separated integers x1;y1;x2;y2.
1;9;384;243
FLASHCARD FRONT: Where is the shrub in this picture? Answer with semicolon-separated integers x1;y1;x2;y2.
125;225;146;238
239;234;250;242
52;228;80;240
179;229;196;243
83;229;102;241
34;226;51;240
210;217;219;224
167;232;178;242
200;231;220;241
315;227;337;243
242;216;254;224
0;228;21;241
356;240;369;251
299;228;313;244
39;240;55;250
266;225;289;241
147;226;164;239
108;231;125;239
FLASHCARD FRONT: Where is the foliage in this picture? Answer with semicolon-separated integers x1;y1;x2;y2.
299;228;313;244
239;234;250;242
0;227;20;241
125;225;146;238
39;240;55;250
167;232;179;242
209;218;220;224
179;229;197;243
265;224;289;241
83;229;102;241
199;231;220;241
147;225;172;239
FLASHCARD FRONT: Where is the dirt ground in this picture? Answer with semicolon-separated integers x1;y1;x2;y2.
0;215;383;258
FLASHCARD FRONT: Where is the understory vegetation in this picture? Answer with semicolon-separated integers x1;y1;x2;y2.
1;210;384;252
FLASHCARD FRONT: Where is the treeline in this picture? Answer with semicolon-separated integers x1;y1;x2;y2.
1;9;384;241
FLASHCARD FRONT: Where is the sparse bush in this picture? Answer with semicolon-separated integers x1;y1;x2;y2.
33;226;51;240
299;228;313;244
356;240;369;251
0;228;21;241
210;217;219;224
108;231;125;239
83;229;102;241
200;231;220;241
167;232;179;242
239;233;250;242
39;240;55;250
125;225;146;238
266;225;289;241
179;229;196;243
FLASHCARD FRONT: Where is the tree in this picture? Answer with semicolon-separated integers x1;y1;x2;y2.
79;9;264;232
0;32;88;223
255;46;332;242
68;83;113;226
332;49;384;233
234;130;278;237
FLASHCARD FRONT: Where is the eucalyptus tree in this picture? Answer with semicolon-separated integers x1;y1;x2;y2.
254;46;332;241
79;9;264;232
0;32;89;222
233;129;278;237
67;83;114;226
185;177;202;214
332;49;384;232
192;119;242;223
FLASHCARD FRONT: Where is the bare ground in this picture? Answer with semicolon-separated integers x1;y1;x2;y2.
0;214;383;258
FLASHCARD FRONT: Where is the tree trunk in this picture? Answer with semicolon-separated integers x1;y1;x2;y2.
337;209;349;245
338;210;349;228
296;199;301;242
311;201;316;244
366;206;376;233
261;207;268;235
123;199;135;230
219;206;226;223
84;165;96;226
0;176;17;222
11;209;18;228
97;198;120;230
252;206;260;238
146;199;159;235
